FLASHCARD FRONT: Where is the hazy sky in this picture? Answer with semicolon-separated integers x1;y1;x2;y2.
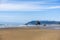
0;0;60;23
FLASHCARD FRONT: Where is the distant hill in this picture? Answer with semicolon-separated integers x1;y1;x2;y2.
25;21;60;25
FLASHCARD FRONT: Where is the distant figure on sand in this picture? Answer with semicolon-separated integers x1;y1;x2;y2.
36;21;40;25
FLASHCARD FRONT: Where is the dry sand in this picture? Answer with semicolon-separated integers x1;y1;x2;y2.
0;27;60;40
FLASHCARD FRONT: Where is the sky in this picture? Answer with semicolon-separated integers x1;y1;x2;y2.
0;0;60;23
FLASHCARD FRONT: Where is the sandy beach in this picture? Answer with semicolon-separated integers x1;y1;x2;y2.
0;27;60;40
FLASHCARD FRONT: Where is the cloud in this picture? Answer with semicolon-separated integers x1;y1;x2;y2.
49;6;60;9
0;3;45;11
0;1;60;11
